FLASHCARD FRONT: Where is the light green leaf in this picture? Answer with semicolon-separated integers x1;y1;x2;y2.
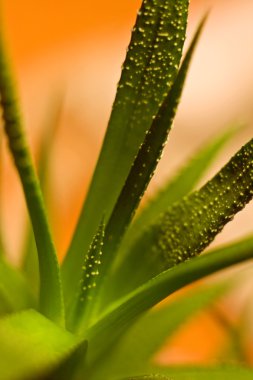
0;309;83;380
97;15;207;292
67;220;105;333
118;126;238;265
86;236;253;365
62;0;190;303
0;33;64;325
93;283;228;379
0;255;36;314
111;138;253;298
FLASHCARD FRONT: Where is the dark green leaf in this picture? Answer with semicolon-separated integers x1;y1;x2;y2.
0;34;64;325
86;236;253;365
97;15;207;291
118;126;238;265
62;0;189;303
111;138;253;298
0;309;83;380
67;221;105;333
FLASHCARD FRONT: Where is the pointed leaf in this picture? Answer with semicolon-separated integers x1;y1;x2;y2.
67;221;105;333
0;34;64;324
119;126;238;262
97;15;207;290
0;309;83;380
86;236;253;364
62;0;189;302
112;138;253;297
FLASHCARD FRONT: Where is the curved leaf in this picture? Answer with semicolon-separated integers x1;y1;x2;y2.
86;236;253;365
0;34;64;325
112;138;253;298
62;0;190;303
97;15;207;291
93;283;228;379
118;126;238;264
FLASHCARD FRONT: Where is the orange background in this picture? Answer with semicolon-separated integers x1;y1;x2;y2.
1;0;253;367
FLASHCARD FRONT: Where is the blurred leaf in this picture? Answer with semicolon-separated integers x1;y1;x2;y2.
86;235;253;365
62;0;189;303
21;97;63;296
121;376;170;380
0;255;36;314
118;126;238;265
43;340;87;380
97;15;207;294
0;309;83;380
0;34;64;325
111;138;253;298
93;283;228;379
118;367;253;380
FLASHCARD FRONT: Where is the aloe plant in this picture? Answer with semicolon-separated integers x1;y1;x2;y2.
0;1;253;379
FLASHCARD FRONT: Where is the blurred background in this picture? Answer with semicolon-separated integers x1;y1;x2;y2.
1;0;253;367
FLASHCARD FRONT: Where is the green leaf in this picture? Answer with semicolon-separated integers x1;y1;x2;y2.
43;340;87;380
118;126;238;265
121;376;170;380
0;309;83;380
97;15;207;292
86;236;253;365
21;96;63;296
0;33;64;325
67;220;105;333
146;366;253;380
62;0;190;303
118;367;253;380
111;138;253;298
93;283;228;379
0;255;36;314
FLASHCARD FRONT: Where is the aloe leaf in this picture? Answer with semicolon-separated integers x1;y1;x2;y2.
0;256;36;313
21;97;63;295
94;15;207;294
93;283;228;379
111;138;253;298
86;236;253;364
118;126;238;262
0;35;64;325
67;220;105;333
121;376;170;380
62;0;189;301
145;366;253;380
44;340;87;380
0;309;83;380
